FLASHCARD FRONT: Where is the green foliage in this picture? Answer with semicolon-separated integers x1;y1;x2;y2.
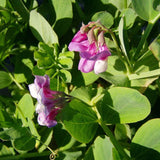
29;10;59;45
61;99;98;143
0;0;160;159
51;0;73;37
149;34;160;61
132;0;160;23
0;71;12;89
131;119;160;159
91;11;114;28
98;87;151;124
34;42;74;84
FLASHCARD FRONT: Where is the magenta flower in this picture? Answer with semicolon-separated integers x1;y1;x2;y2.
68;22;111;74
29;75;69;128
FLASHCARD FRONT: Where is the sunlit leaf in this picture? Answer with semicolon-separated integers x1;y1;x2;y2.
61;99;98;143
93;136;120;160
132;0;160;23
131;119;160;160
0;71;12;89
91;11;114;28
98;87;151;124
29;10;58;44
51;0;73;37
149;34;160;61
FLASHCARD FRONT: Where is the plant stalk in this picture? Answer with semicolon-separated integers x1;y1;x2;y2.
134;22;154;60
99;120;131;160
93;106;130;160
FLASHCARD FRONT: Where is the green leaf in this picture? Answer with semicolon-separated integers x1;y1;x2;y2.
56;151;82;160
153;0;160;11
82;72;99;86
51;0;73;37
132;0;160;23
99;55;129;86
98;87;151;124
34;42;55;69
0;0;6;7
38;128;53;153
27;118;41;148
118;17;128;60
0;123;36;151
32;65;46;76
0;143;15;156
61;99;98;143
17;93;35;121
100;0;109;4
29;10;58;44
129;68;160;80
120;8;137;29
13;135;35;151
149;34;160;61
109;0;130;11
131;119;160;160
13;50;34;83
84;146;94;160
91;11;114;28
59;51;74;59
130;50;159;91
0;126;29;141
58;57;73;69
114;124;131;140
54;124;75;150
0;109;14;128
70;87;96;105
9;0;29;21
0;71;12;89
92;136;120;160
59;69;72;83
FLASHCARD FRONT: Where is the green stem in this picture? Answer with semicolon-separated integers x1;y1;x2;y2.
108;29;132;73
124;0;127;8
9;73;24;90
134;22;154;60
0;62;24;90
93;106;130;160
99;120;131;160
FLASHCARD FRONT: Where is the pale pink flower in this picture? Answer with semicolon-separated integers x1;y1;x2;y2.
29;75;69;128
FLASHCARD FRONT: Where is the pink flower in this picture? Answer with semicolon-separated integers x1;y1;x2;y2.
29;75;69;128
68;22;111;74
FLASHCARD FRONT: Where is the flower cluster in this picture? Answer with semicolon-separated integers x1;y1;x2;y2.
29;75;69;128
69;21;111;74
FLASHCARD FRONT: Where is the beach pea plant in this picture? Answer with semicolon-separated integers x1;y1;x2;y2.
0;0;160;160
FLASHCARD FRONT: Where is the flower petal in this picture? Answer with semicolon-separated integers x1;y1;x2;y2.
28;83;38;98
78;57;95;73
94;59;108;74
71;31;87;42
68;42;88;52
35;75;50;89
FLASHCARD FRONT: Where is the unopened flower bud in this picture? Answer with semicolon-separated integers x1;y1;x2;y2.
98;31;105;46
87;28;96;44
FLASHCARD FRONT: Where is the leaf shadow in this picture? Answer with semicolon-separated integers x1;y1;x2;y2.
133;51;159;73
13;50;34;84
131;143;160;160
97;90;120;124
53;123;72;148
54;18;72;38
